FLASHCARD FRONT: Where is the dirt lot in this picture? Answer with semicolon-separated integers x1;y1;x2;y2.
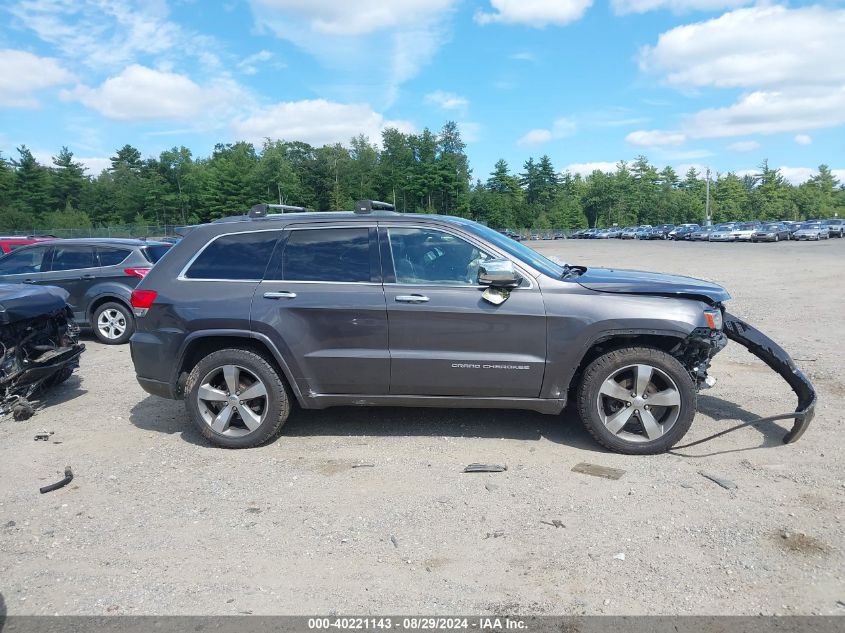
1;239;843;616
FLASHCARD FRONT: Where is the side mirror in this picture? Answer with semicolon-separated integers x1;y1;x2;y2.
478;258;522;288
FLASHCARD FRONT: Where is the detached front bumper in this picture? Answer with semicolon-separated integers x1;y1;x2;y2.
722;312;816;444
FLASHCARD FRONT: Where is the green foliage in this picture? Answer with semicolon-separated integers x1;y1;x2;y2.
1;129;843;231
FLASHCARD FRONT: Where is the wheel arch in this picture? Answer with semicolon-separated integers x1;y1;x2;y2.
564;331;686;401
174;331;304;405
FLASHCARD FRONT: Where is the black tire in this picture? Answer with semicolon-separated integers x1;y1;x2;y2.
92;301;134;345
184;348;290;448
577;346;696;454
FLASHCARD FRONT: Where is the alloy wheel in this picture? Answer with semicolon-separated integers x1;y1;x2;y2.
97;308;127;340
196;364;269;437
595;363;682;443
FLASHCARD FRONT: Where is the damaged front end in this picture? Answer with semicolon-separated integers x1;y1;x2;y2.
722;312;816;444
672;309;816;445
0;284;85;419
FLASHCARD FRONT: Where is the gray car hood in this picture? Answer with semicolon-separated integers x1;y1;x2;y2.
576;267;730;304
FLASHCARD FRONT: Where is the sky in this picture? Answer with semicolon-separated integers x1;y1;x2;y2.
1;0;844;185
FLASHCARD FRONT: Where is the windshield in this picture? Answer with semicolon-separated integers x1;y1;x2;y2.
761;224;780;230
737;223;757;230
802;223;822;229
454;219;565;278
715;224;733;230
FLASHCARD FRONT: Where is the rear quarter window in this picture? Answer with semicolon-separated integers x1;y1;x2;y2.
97;247;132;267
185;231;281;280
141;244;173;263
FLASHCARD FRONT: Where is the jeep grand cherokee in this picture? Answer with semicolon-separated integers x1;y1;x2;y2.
129;202;815;454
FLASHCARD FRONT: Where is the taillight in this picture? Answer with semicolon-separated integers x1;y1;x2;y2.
130;289;157;316
124;267;151;278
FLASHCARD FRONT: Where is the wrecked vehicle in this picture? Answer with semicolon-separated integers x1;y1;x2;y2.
129;201;816;454
0;284;84;420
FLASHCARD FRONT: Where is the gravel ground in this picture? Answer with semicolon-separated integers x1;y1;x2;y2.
0;238;843;616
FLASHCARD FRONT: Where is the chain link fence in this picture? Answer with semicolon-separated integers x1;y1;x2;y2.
1;225;184;239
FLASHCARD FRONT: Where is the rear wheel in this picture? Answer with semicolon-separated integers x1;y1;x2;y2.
577;347;696;454
185;348;290;448
92;301;134;345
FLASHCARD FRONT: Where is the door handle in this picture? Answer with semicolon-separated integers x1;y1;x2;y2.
80;274;95;280
395;294;430;303
263;291;297;299
23;279;35;284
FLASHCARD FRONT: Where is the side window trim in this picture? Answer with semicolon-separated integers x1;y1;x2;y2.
377;224;533;289
46;245;97;273
263;224;380;285
178;229;283;282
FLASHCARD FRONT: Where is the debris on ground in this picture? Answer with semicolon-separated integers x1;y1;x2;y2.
571;462;626;480
540;520;565;528
352;462;375;468
34;430;53;441
613;552;626;561
13;400;34;421
390;534;399;548
699;471;738;490
463;463;507;473
484;482;498;492
484;531;504;539
39;465;73;494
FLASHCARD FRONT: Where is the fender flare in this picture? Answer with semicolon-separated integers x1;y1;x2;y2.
174;329;305;404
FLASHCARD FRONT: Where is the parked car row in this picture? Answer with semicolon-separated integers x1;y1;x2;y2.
571;219;844;242
0;238;173;344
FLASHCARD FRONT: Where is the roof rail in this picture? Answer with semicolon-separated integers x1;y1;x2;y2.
249;203;310;218
354;199;395;214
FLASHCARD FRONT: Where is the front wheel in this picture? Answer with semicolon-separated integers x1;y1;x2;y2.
185;348;290;448
577;347;696;454
92;301;134;344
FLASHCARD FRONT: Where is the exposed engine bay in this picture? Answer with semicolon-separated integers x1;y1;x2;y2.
0;284;85;420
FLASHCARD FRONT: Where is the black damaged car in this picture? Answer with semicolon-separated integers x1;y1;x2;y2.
0;284;84;419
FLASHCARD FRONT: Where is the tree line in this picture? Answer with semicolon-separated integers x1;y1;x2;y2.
1;120;842;232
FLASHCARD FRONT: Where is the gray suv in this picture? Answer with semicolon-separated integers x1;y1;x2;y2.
130;204;815;454
0;238;171;344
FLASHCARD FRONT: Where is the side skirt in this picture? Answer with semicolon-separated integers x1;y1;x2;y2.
303;394;567;415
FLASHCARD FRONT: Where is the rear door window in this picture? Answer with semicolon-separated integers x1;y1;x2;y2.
96;247;132;267
185;231;281;280
49;245;97;271
0;246;51;274
271;228;372;282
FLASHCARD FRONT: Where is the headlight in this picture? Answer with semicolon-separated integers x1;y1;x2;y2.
704;309;723;330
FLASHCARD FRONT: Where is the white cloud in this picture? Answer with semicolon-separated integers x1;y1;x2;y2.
517;117;576;146
510;51;536;62
457;121;482;143
238;50;275;75
251;0;455;35
634;6;845;141
562;161;618;176
794;134;812;146
736;166;845;185
612;0;752;15
0;49;75;107
638;6;845;89
475;0;593;27
518;129;553;146
684;87;845;138
625;129;685;146
250;0;457;101
9;0;221;71
62;64;245;122
727;140;760;152
424;90;469;110
233;99;412;147
76;156;111;175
